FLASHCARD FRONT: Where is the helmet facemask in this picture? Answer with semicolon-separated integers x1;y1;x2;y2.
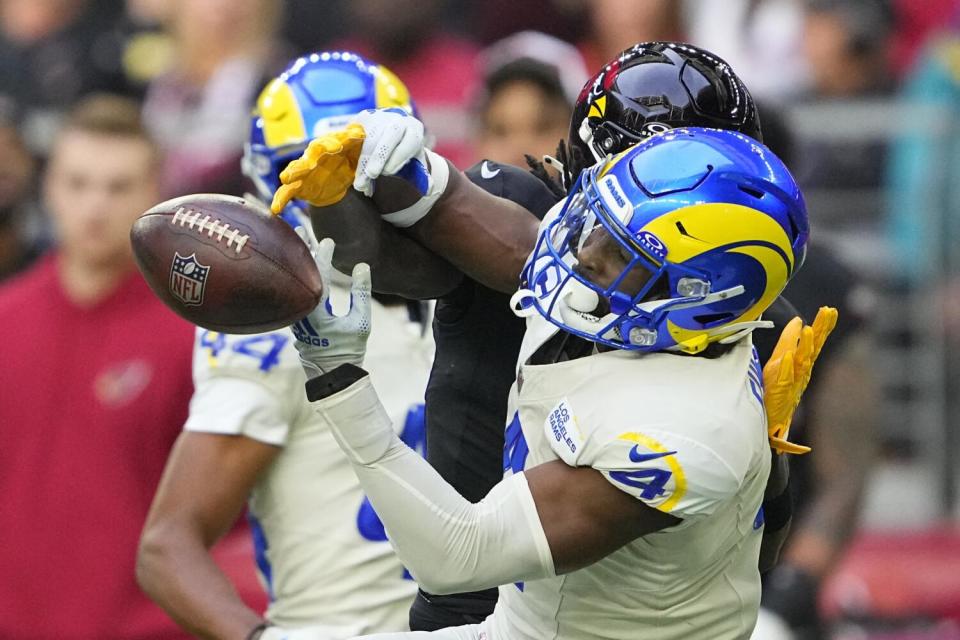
514;165;749;353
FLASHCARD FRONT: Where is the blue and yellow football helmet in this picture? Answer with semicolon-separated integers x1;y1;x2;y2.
242;51;417;220
516;127;809;354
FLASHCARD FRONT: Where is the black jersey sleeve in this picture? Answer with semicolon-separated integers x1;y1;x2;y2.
463;160;559;221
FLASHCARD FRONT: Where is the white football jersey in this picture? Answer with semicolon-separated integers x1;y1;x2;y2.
490;314;771;640
184;293;432;634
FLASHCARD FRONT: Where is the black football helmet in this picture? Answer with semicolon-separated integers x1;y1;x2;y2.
563;42;761;182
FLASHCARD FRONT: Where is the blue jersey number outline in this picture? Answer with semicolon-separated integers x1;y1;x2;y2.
503;412;529;475
356;404;427;580
609;467;674;500
199;331;288;372
502;412;529;590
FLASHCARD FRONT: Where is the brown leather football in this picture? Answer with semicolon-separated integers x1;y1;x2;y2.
130;193;322;334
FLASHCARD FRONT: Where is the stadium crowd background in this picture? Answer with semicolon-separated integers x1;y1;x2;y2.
2;0;960;638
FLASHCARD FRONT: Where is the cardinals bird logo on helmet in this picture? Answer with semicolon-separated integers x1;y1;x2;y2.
563;42;761;183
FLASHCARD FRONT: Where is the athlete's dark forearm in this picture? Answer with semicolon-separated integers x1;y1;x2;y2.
786;335;877;577
137;433;278;640
311;190;461;299
137;525;261;640
759;521;792;574
394;164;541;294
759;451;792;572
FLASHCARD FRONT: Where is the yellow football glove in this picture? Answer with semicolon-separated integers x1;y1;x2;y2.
762;306;839;455
270;123;365;214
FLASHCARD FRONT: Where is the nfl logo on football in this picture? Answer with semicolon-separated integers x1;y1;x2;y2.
169;252;210;306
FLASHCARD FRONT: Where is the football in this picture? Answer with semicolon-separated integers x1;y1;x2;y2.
130;193;322;334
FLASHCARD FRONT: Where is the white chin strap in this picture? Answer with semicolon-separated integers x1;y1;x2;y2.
635;284;746;316
712;319;775;344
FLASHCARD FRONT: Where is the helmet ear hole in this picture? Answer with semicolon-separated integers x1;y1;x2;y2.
738;185;765;199
693;312;734;327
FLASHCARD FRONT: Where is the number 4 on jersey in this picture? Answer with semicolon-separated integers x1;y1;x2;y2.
198;330;287;372
609;467;673;500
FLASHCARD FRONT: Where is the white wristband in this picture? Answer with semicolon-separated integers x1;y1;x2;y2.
380;149;450;228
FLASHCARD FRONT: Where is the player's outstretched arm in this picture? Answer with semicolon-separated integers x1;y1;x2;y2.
137;432;279;640
272;109;541;294
311;189;462;299
290;249;678;591
385;164;541;294
305;366;680;592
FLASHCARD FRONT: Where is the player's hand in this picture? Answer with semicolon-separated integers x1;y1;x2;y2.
290;233;372;379
352;107;428;197
762;306;839;455
270;124;366;214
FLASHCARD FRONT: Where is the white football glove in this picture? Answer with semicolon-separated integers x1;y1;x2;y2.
290;233;372;380
353;107;424;196
351;108;450;227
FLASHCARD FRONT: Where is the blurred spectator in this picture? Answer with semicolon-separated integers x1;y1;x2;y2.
750;108;880;640
125;0;170;24
472;32;587;174
791;0;895;195
469;0;587;47
886;34;960;287
885;35;960;520
684;0;810;104
478;30;589;106
113;0;176;91
0;95;195;639
473;59;573;176
279;0;347;56
0;117;46;280
886;30;960;366
334;0;480;167
803;0;895;99
141;0;289;197
890;0;960;78
578;0;683;74
0;0;137;155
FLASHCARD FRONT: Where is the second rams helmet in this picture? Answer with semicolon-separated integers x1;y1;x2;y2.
242;51;417;217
